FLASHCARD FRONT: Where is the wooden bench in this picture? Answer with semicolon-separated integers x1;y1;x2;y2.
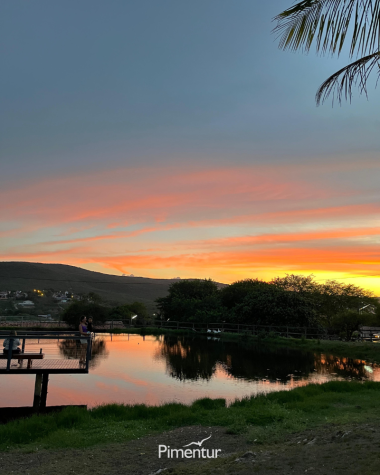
0;353;45;369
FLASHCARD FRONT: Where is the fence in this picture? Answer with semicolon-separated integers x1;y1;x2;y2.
0;317;332;339
0;316;69;328
3;317;377;341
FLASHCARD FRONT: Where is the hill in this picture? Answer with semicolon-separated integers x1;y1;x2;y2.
0;262;184;311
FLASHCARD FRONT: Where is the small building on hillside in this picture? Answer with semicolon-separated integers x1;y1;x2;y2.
18;300;35;308
15;291;28;299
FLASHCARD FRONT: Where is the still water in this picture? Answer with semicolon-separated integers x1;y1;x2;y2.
0;334;378;408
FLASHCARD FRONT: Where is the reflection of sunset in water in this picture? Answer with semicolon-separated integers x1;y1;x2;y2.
0;334;378;408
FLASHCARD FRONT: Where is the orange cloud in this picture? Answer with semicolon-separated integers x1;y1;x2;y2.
1;160;380;293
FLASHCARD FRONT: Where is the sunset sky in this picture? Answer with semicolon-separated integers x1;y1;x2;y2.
1;1;380;292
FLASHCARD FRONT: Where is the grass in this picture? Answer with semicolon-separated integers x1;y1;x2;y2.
1;381;380;452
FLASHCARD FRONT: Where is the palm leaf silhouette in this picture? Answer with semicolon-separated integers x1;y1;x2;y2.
273;1;380;104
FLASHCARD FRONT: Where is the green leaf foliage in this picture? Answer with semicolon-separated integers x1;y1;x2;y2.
155;275;376;332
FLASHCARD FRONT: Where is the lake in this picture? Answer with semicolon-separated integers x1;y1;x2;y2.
0;334;378;408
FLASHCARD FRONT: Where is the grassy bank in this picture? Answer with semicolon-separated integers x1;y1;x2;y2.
1;381;380;453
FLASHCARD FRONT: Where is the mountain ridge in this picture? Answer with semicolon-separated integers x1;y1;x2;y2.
0;262;185;310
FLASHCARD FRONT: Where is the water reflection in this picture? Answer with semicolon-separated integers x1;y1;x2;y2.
155;335;373;383
58;338;109;368
314;354;369;379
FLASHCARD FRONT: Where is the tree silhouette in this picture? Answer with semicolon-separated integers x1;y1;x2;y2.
274;1;380;104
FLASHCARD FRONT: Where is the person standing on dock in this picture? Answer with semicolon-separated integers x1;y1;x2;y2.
87;316;94;333
3;330;21;354
79;315;91;342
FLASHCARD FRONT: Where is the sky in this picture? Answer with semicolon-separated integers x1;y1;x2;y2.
1;1;380;293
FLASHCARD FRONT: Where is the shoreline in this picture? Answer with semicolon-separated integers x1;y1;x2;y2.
2;325;380;362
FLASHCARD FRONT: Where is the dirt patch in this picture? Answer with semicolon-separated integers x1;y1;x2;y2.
0;423;379;474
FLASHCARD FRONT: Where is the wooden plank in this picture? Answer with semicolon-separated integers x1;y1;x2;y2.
0;354;44;360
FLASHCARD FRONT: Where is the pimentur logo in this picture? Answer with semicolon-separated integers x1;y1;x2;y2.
158;434;221;459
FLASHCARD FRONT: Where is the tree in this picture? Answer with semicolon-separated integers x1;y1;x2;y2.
156;279;221;322
271;274;319;294
62;300;109;328
229;284;319;327
110;301;151;325
87;292;102;304
317;280;375;326
330;308;379;341
274;1;380;104
220;279;271;309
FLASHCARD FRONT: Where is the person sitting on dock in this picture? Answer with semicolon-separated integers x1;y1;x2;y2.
3;330;21;354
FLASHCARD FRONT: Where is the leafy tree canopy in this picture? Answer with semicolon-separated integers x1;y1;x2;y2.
110;301;150;324
156;279;221;322
62;300;109;328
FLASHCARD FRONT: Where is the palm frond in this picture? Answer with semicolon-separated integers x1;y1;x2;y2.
315;50;380;104
273;1;380;58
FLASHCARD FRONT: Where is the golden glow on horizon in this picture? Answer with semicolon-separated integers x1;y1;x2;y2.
0;160;379;294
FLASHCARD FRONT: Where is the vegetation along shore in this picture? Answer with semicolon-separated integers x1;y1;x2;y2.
1;381;380;474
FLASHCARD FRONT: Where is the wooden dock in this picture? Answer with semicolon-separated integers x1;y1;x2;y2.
0;331;92;410
0;358;88;373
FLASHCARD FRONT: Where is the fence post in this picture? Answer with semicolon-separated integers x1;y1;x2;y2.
237;324;240;333
304;327;307;338
6;339;13;371
286;326;289;338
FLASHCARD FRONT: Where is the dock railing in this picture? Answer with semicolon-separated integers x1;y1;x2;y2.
0;330;92;372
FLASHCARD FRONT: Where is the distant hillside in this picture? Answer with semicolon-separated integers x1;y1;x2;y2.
0;262;186;311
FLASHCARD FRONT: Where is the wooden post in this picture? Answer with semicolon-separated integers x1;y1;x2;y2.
22;338;26;353
177;322;179;329
286;327;289;338
304;327;307;338
6;339;13;371
33;373;43;409
86;337;91;371
40;373;49;409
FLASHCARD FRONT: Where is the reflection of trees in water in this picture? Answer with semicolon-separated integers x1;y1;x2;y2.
155;335;374;382
155;335;315;382
154;336;216;380
314;354;369;379
58;338;109;369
